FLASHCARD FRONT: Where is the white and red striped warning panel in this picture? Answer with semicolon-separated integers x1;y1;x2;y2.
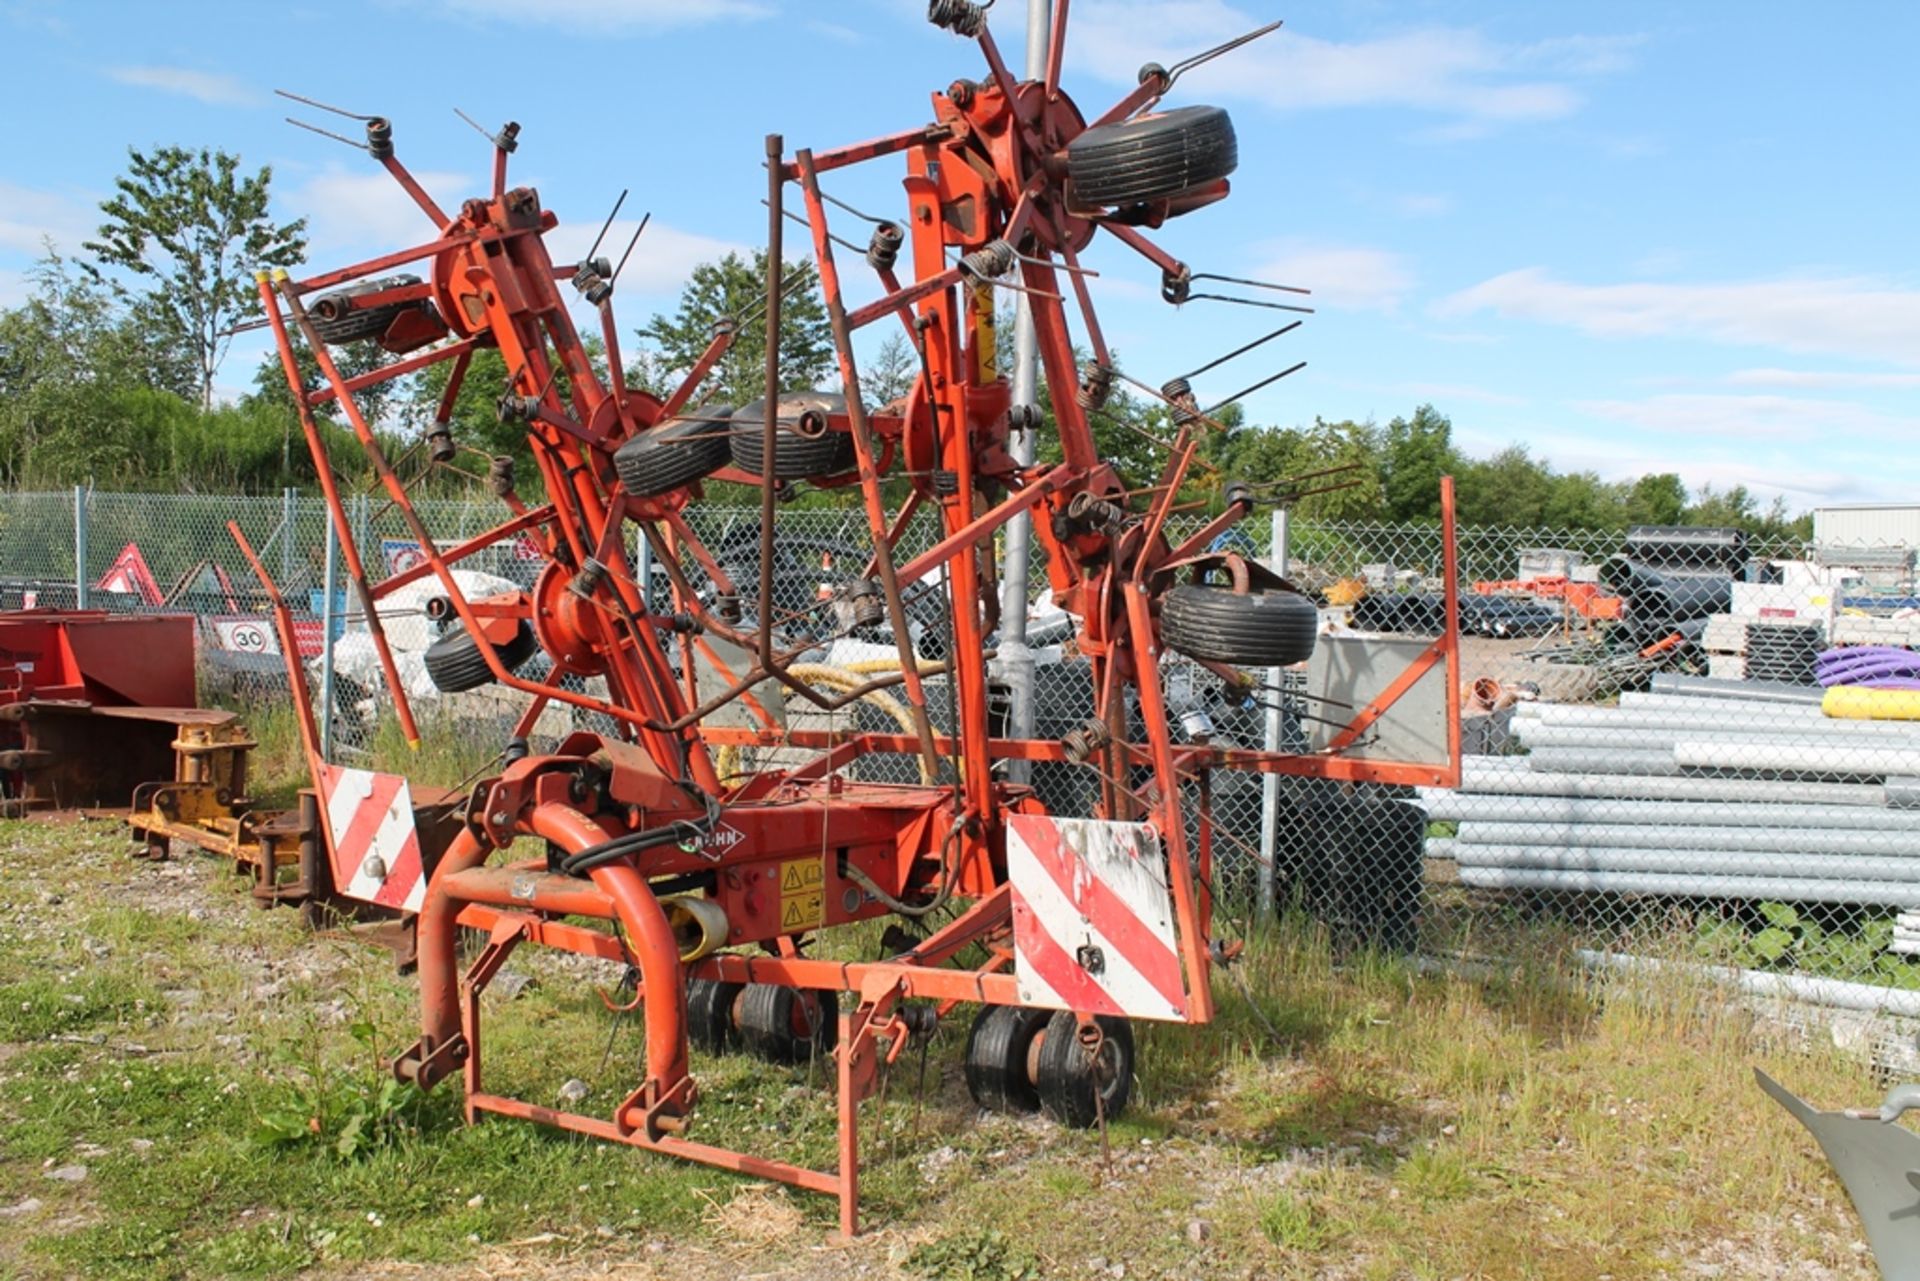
1008;815;1188;1022
319;765;427;914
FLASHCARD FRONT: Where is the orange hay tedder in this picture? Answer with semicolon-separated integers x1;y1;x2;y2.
240;3;1459;1234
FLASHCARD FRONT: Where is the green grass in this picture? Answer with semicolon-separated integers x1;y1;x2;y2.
228;700;511;809
0;814;1892;1280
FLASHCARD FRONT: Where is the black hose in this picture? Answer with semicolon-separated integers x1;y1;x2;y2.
559;819;708;878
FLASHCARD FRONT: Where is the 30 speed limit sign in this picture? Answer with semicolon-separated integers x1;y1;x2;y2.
211;618;278;655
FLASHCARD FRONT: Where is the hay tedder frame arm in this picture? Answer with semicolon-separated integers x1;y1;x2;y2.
244;3;1460;1234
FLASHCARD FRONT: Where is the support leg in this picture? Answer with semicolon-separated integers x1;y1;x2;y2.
837;1004;859;1239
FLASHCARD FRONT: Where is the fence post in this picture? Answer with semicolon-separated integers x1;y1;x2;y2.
73;485;89;609
281;487;296;590
1256;505;1291;922
321;511;338;762
635;524;653;614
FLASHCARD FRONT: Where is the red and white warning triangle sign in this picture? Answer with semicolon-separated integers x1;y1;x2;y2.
94;542;163;605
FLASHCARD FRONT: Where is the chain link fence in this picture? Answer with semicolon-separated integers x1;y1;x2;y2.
11;488;1920;1026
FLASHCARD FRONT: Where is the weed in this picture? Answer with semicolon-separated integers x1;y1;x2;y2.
254;1017;433;1160
906;1228;1042;1281
1397;1145;1476;1202
1259;1192;1332;1251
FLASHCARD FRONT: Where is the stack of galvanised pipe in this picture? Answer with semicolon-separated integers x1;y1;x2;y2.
1418;673;1920;908
1897;911;1920;956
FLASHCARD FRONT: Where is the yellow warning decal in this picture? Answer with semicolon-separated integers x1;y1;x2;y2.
777;857;825;932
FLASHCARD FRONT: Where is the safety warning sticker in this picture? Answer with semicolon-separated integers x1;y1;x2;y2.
777;857;826;931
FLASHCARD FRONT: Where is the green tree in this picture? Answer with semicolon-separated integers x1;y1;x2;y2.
864;330;918;408
1217;418;1386;521
1684;484;1810;542
632;251;833;408
1379;404;1454;523
247;333;412;475
1627;472;1688;525
1454;444;1555;527
0;251;198;484
1540;470;1630;531
83;145;307;413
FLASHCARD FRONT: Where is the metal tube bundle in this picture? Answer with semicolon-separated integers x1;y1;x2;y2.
1426;676;1920;910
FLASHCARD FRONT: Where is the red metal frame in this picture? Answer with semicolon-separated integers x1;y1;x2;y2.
251;15;1462;1235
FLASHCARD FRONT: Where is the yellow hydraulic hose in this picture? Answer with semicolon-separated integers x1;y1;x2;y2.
712;661;935;783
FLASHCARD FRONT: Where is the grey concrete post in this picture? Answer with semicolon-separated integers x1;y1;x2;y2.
281;487;296;590
73;485;88;609
321;511;338;761
1256;506;1291;920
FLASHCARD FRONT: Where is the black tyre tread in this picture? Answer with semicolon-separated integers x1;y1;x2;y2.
614;408;734;497
1067;106;1238;207
737;984;835;1064
1035;1012;1133;1129
310;274;423;345
422;621;539;693
686;978;744;1055
963;1004;1052;1113
1160;584;1316;667
730;395;856;480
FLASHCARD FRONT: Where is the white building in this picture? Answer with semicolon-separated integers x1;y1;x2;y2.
1814;504;1920;548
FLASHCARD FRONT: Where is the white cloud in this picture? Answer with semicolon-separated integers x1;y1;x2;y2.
439;0;768;31
106;65;258;106
1255;243;1411;311
1461;421;1892;506
1439;268;1920;366
543;218;748;298
1574;393;1920;443
1726;367;1920;391
1400;382;1523;406
1068;4;1634;127
807;19;863;44
284;170;744;308
1512;34;1645;76
0;181;97;258
1395;193;1454;218
286;167;472;256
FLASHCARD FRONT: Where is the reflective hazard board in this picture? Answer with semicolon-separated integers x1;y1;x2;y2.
1008;815;1187;1022
319;765;425;914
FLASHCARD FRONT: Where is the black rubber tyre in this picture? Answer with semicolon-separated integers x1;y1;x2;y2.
730;394;855;480
736;984;836;1064
613;407;735;497
309;274;424;345
1067;105;1238;207
1160;584;1317;667
686;977;744;1055
964;1004;1052;1114
421;621;539;693
1035;1012;1133;1129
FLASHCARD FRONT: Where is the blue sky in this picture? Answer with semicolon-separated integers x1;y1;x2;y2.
2;1;1916;510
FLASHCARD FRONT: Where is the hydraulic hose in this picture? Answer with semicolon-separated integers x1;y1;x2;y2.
1817;645;1920;690
713;661;935;784
558;818;709;878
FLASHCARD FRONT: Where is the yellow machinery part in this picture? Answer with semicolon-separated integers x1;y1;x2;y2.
1822;685;1920;722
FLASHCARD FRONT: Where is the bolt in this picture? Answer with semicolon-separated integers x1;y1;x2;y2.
490;811;509;826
